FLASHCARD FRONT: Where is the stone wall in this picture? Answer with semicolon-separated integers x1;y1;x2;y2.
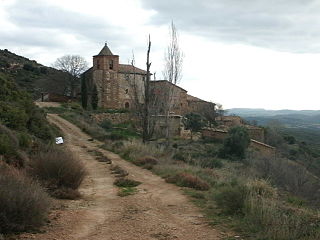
202;128;228;141
247;126;265;142
91;113;131;125
153;115;184;138
150;81;188;115
250;139;276;158
118;72;145;109
215;116;244;127
201;128;275;158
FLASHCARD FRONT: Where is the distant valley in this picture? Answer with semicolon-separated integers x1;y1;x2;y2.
228;108;320;129
228;108;320;146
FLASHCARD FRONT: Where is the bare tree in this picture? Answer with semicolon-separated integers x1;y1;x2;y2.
198;101;217;127
216;103;225;117
162;21;184;144
129;35;158;142
53;55;88;98
163;21;183;85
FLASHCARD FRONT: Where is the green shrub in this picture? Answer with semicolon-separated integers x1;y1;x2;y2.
200;158;223;169
0;133;15;156
18;132;31;148
0;164;50;233
108;132;128;141
118;187;137;197
0;103;29;130
172;151;187;161
23;63;36;71
100;119;112;130
114;178;141;188
213;183;247;215
219;126;250;160
30;148;86;198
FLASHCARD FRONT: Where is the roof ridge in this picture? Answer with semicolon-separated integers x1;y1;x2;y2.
98;43;113;56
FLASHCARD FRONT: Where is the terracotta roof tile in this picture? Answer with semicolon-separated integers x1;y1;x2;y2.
119;64;147;74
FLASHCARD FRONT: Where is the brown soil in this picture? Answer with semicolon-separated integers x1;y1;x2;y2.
15;114;225;240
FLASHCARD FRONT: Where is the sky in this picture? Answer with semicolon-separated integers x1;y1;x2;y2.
0;0;320;110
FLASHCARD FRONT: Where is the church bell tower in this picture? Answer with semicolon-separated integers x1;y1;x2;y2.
92;43;120;108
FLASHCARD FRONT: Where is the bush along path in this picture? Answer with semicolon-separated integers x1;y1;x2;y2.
15;114;222;240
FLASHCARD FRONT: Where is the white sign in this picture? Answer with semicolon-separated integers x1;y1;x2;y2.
55;137;64;144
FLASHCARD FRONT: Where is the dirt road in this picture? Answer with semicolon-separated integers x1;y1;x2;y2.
18;114;222;240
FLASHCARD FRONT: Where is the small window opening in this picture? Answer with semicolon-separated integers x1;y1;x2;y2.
109;60;114;70
97;60;100;69
125;102;130;109
125;89;129;94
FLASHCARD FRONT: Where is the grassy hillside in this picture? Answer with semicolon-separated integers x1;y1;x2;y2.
0;49;70;99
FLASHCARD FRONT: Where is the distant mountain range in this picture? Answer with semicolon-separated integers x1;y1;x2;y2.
227;108;320;129
227;108;320;117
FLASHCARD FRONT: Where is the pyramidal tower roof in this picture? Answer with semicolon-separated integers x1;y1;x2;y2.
98;43;113;56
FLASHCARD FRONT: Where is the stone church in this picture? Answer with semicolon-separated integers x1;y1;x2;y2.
84;44;215;115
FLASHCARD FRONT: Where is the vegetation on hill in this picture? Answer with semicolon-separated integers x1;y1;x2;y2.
0;75;86;235
0;49;71;99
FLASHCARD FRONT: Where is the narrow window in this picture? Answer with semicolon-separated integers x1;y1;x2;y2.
125;102;130;109
125;89;129;94
97;59;100;69
109;59;114;70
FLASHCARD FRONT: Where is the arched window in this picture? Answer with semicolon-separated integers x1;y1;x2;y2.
125;89;129;94
125;102;130;109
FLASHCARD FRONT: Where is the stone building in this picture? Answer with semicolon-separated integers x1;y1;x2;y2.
214;115;265;142
84;44;214;117
83;43;146;109
150;80;188;115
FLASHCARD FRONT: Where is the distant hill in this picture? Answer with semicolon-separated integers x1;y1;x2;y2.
227;108;320;117
227;108;320;149
0;49;70;99
227;108;320;129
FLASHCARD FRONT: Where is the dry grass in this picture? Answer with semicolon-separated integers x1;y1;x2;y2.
120;140;166;161
166;172;210;191
0;163;50;233
30;147;87;199
133;156;158;169
244;193;320;240
110;164;129;177
104;138;320;239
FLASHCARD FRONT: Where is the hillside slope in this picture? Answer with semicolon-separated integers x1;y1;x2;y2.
0;49;70;99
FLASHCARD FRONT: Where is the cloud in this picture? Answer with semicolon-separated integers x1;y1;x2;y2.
0;0;130;51
141;0;320;53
